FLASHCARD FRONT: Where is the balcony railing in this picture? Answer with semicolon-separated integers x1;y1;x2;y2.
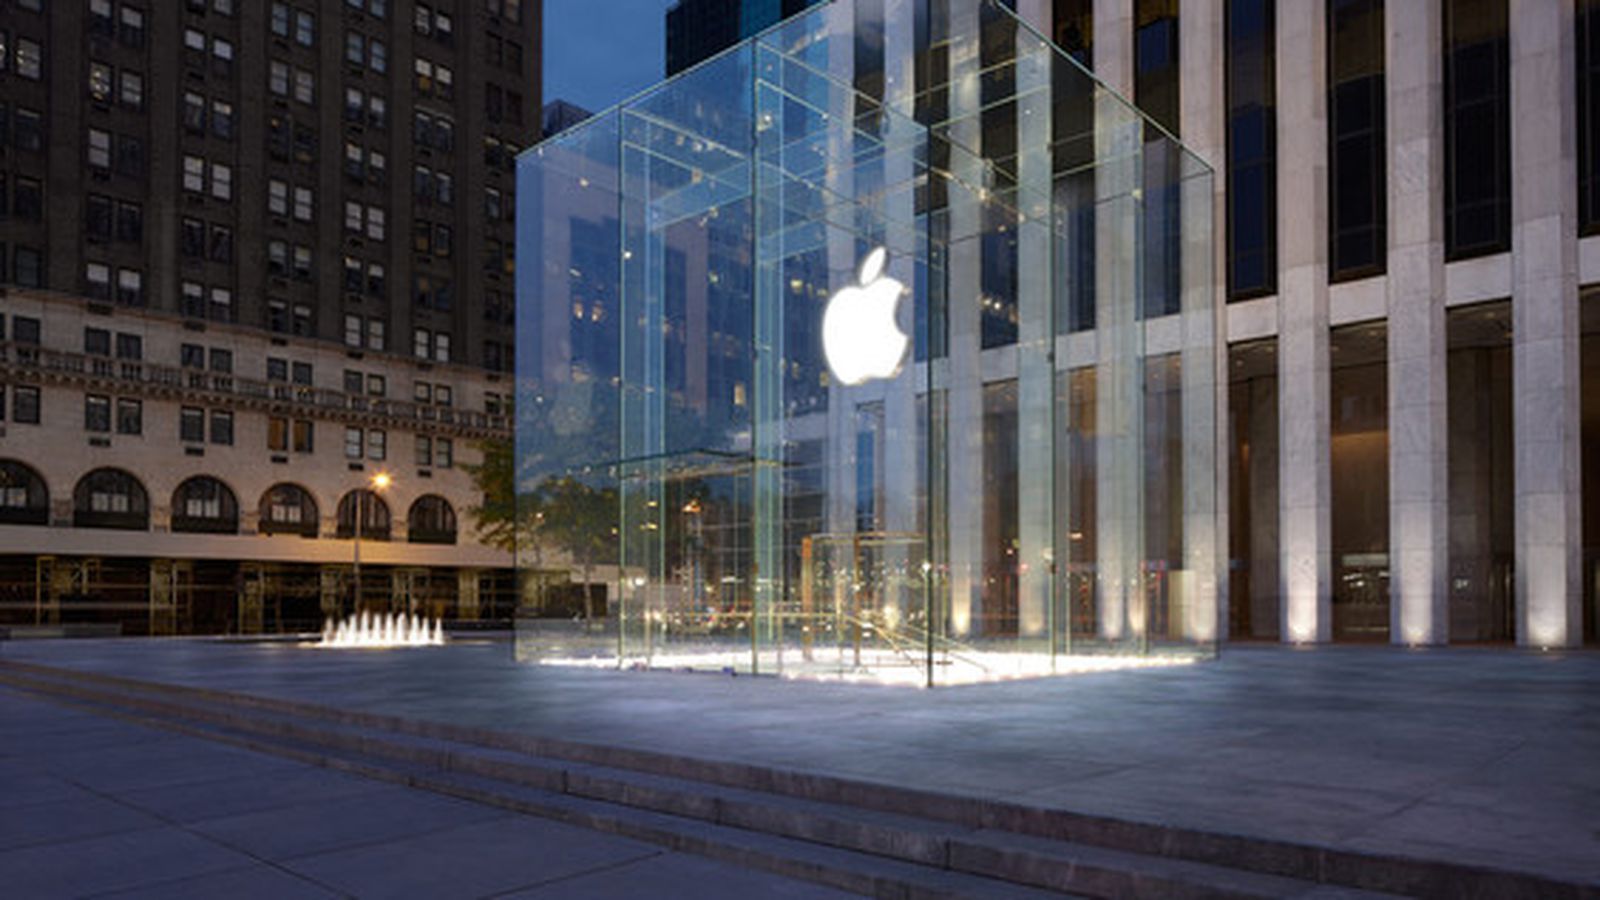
0;340;510;437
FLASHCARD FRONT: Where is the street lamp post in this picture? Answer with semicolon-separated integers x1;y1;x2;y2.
353;472;391;614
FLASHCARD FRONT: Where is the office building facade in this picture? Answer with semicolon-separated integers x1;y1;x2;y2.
0;0;538;634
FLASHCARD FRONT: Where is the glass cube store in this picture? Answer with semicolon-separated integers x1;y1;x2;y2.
515;0;1218;684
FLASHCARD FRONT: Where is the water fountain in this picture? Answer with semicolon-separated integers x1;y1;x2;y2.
319;611;445;648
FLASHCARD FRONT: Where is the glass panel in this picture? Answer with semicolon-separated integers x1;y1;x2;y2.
1330;321;1389;640
1446;301;1513;641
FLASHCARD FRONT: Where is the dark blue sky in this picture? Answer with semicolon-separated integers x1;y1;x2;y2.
544;0;677;115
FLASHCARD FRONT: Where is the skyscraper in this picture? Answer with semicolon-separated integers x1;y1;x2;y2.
0;0;540;635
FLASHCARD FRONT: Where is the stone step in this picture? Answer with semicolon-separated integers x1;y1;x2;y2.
0;660;1586;900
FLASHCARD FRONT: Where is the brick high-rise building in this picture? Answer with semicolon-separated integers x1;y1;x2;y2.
0;0;539;635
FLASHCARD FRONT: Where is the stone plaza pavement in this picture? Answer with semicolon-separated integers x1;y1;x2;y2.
0;685;852;899
2;638;1597;891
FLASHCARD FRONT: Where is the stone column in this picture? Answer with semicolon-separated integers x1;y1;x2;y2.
1510;0;1583;648
1179;0;1227;642
148;559;176;637
1386;0;1449;645
1015;3;1054;638
1275;0;1332;643
944;0;985;637
1092;0;1134;95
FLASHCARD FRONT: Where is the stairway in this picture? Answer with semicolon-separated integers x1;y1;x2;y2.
0;658;1585;900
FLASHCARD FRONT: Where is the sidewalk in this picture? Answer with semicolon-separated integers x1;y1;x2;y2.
0;686;851;899
3;638;1598;888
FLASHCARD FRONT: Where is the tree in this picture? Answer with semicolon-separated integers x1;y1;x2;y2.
536;476;618;620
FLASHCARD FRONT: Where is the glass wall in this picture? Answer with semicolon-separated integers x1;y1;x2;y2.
1446;302;1513;641
1330;321;1389;641
1228;339;1279;639
514;0;1217;684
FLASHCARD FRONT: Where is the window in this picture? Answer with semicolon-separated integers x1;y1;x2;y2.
261;484;317;535
1330;0;1386;279
370;39;387;72
85;395;112;433
367;374;386;396
181;406;206;443
292;420;314;453
210;348;232;373
344;370;364;394
296;11;315;45
269;179;288;215
344;200;362;232
86;263;111;300
85;328;112;357
211;98;233;139
116;268;144;306
210;410;233;445
12;176;40;221
212;37;234;76
182;282;205;317
436;438;453;469
13;247;42;287
1226;0;1276;299
293;245;312;280
116;333;141;361
271;3;290;36
184;92;206;133
116;398;141;435
172;477;238;533
1444;0;1511;259
74;469;148;530
292;361;312;385
1584;0;1600;233
367;429;386;461
88;197;114;240
269;240;289;274
344;314;362;347
89;130;113;170
120;71;144;108
211;163;232;200
15;38;40;80
211;224;233;262
345;426;363;459
414;328;430;359
294;186;313;222
209;287;233;321
116;201;142;243
12;385;40;424
366;206;385;240
367;262;386;296
408;496;457;544
367;318;385;350
120;6;145;45
183;156;205;192
90;62;113;103
294;68;314;104
13;106;41;152
270;61;289;96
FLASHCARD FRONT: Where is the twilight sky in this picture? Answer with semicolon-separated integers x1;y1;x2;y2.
543;0;677;115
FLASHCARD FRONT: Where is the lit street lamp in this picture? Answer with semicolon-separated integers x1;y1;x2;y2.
352;472;391;612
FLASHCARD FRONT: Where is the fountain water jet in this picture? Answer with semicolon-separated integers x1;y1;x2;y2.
320;611;445;648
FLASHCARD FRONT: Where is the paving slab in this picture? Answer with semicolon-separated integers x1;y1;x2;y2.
2;640;1598;886
0;687;861;899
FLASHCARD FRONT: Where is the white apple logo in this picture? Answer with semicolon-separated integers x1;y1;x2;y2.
822;247;909;387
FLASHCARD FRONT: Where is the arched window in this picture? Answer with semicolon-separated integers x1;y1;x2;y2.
0;460;49;525
171;476;239;534
73;468;149;530
407;495;457;544
337;489;391;540
259;483;319;537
